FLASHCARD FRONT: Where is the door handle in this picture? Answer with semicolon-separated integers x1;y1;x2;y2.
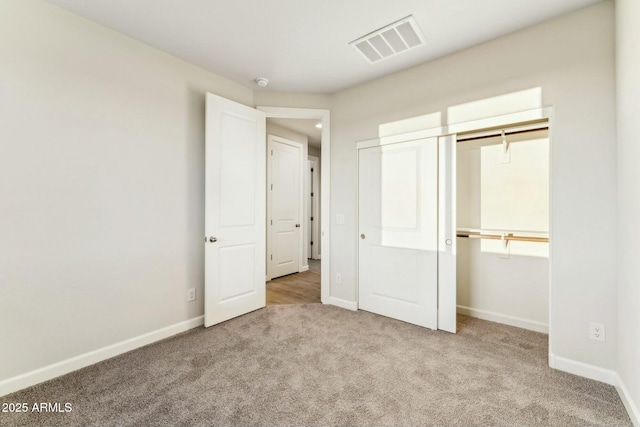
209;236;217;243
295;224;300;228
360;234;366;239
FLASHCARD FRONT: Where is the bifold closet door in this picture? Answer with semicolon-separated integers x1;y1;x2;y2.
358;137;438;329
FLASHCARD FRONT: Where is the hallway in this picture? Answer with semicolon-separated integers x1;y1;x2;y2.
266;260;320;305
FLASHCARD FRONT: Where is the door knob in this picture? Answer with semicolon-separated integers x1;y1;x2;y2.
209;236;217;243
295;224;300;228
360;234;366;239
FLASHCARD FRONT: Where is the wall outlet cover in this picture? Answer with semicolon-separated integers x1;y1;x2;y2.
589;322;605;342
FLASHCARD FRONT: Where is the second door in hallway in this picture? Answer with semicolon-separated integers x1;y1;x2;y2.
268;135;303;279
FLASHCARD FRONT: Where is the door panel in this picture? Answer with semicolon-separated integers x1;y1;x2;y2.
205;93;265;327
358;137;438;329
268;136;302;279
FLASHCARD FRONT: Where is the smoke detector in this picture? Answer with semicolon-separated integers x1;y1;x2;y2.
350;15;426;63
255;77;269;88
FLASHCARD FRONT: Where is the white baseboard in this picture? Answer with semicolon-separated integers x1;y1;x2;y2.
549;354;639;424
326;296;357;311
615;372;640;427
457;305;549;333
549;353;616;385
0;316;204;397
300;265;309;272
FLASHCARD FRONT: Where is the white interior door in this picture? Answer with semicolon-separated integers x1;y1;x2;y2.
205;93;266;327
358;137;439;329
268;135;302;279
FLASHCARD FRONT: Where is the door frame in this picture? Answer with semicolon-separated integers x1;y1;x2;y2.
308;155;320;260
266;134;305;281
257;107;330;304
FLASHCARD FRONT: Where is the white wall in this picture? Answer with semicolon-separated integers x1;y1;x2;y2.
266;122;309;148
308;146;321;157
0;0;253;382
616;0;640;422
331;2;617;369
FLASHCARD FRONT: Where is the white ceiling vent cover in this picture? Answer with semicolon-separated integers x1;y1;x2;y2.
350;15;426;63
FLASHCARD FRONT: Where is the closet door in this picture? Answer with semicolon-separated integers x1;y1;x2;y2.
358;137;438;329
438;135;456;333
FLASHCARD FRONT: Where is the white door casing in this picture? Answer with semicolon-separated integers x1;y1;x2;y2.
308;156;320;260
358;137;439;329
204;93;266;327
267;135;303;280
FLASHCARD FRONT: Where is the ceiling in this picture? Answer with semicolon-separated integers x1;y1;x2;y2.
46;0;602;94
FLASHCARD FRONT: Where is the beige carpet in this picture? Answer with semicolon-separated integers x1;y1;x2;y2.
0;304;632;426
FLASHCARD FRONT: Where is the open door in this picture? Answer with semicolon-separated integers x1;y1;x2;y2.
204;93;266;327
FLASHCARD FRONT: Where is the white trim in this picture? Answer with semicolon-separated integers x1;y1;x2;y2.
615;372;640;427
457;305;549;334
258;107;330;305
299;265;309;273
356;107;554;150
0;316;204;397
549;353;616;385
325;296;358;311
308;155;320;260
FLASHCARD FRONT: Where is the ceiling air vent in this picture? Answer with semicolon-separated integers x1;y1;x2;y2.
350;15;426;63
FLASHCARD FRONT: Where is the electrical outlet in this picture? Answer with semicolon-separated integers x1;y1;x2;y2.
589;322;605;342
336;273;342;284
187;288;196;302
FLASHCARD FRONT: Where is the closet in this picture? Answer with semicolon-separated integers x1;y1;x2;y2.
455;122;550;333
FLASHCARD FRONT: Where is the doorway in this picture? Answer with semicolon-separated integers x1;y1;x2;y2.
204;95;330;327
264;117;323;305
267;134;304;280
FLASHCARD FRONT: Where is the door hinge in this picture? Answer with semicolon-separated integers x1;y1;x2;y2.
310;241;314;245
310;217;314;221
311;167;314;172
271;184;273;190
270;220;273;225
270;254;273;260
310;192;314;197
271;150;273;156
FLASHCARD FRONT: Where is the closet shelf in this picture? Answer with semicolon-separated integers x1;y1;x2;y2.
456;228;549;243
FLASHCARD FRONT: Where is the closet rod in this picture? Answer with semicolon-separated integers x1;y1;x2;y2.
456;231;549;243
457;125;548;143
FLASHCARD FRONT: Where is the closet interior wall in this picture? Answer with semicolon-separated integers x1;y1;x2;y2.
456;126;550;333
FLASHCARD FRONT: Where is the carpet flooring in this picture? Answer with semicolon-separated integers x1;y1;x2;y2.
0;304;632;426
